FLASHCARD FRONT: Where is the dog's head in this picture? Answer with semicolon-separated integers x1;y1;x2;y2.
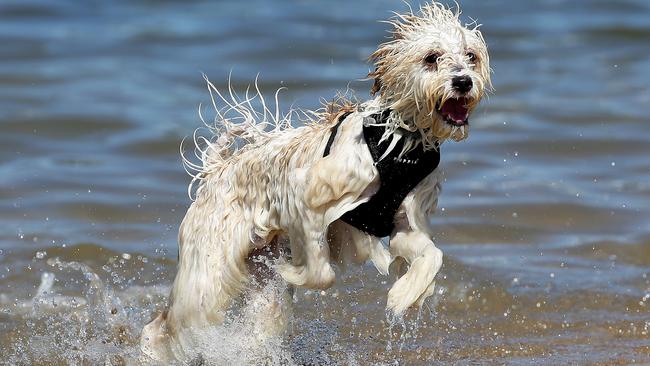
369;2;491;144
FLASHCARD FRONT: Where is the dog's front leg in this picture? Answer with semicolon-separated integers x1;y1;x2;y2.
386;230;442;316
276;227;335;290
385;171;444;316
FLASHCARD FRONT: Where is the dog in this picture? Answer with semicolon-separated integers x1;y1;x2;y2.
141;2;491;363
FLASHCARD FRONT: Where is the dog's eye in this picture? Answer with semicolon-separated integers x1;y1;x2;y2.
467;52;477;62
424;53;440;65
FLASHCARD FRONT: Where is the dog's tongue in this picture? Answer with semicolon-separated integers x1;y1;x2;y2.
440;98;469;125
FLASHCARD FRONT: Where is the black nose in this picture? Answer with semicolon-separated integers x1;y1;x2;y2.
452;75;473;94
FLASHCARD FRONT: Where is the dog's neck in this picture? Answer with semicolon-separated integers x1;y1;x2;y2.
364;97;441;153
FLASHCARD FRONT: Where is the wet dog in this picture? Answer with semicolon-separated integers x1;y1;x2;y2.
141;2;491;362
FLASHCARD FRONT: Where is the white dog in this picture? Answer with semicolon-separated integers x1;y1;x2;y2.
141;2;491;363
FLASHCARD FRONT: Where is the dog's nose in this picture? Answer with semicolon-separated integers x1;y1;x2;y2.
452;75;473;94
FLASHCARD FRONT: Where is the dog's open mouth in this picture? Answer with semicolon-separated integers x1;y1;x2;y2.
437;97;469;126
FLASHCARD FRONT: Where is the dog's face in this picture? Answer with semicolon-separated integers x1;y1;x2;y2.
369;3;491;142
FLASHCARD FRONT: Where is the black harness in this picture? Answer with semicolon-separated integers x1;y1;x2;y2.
323;110;440;237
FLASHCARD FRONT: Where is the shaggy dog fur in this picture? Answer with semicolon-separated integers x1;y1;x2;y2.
141;2;491;362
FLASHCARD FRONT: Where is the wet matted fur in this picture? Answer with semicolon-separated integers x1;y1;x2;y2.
141;2;491;362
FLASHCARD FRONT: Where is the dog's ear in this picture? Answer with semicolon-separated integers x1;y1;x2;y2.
369;67;382;96
368;44;392;96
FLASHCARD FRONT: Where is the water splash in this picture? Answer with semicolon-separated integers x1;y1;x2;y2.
3;256;167;365
2;255;368;365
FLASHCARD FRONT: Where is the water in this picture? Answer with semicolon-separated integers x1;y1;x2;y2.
1;0;649;364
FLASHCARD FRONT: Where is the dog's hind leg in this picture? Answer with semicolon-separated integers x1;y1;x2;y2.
245;236;293;342
140;310;175;363
243;279;293;343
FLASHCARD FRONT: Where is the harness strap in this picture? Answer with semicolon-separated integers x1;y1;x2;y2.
323;111;352;157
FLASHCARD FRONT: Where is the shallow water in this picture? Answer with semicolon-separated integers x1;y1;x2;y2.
1;0;649;364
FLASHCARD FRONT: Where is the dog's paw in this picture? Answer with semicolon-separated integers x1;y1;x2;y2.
387;279;436;316
275;263;335;290
415;280;436;308
386;254;439;315
386;270;422;315
140;311;174;363
275;263;306;286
